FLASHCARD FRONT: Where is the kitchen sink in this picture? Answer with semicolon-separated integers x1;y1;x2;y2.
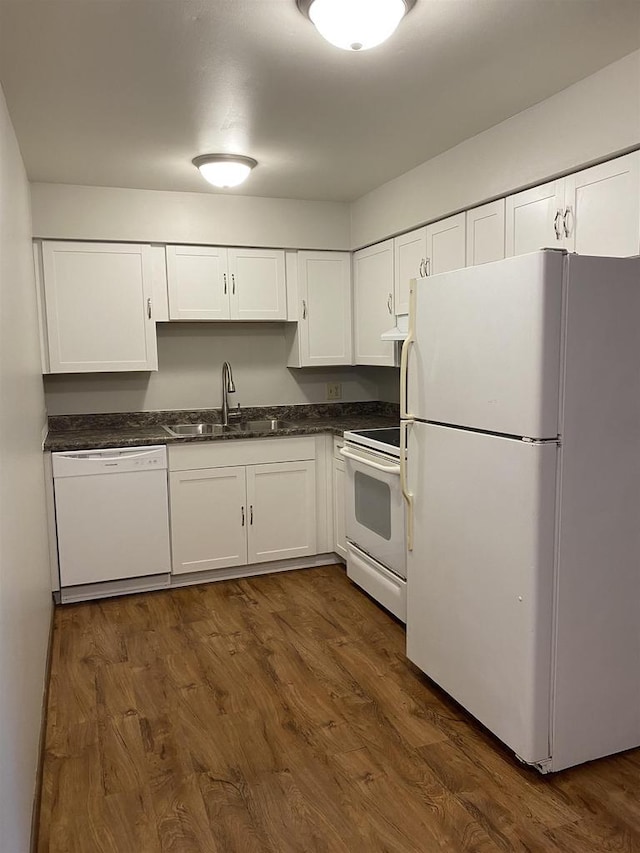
234;419;292;432
162;423;230;437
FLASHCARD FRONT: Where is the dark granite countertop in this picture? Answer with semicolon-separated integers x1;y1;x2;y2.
44;402;399;452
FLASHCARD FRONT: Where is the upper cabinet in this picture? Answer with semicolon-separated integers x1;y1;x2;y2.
466;200;505;266
505;180;565;257
227;248;287;320
39;241;159;373
287;251;352;367
166;245;229;320
506;152;640;259
394;227;427;316
563;153;640;257
426;212;466;275
166;245;286;321
353;240;396;366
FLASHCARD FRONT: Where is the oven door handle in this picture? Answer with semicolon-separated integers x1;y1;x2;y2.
339;447;401;475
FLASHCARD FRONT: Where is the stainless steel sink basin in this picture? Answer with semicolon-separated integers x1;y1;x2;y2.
235;419;292;432
163;423;228;437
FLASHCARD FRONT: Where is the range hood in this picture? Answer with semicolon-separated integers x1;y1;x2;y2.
381;313;408;341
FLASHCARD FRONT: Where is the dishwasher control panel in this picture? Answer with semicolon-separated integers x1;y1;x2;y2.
52;445;167;477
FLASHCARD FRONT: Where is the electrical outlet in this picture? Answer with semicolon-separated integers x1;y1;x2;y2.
326;382;342;400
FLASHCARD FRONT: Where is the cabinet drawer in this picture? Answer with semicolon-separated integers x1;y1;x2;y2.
168;436;316;471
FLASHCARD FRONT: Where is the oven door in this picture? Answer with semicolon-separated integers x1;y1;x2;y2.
340;444;406;578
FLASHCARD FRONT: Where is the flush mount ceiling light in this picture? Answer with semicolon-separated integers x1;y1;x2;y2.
297;0;416;51
192;154;258;188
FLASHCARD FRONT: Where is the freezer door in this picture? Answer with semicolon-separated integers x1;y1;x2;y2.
406;251;563;438
406;422;557;764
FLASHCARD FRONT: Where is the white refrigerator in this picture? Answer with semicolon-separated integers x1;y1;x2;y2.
401;249;640;773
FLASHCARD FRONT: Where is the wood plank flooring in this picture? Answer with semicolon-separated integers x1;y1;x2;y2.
38;565;640;852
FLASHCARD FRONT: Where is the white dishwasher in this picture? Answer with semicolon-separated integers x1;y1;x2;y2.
52;445;171;601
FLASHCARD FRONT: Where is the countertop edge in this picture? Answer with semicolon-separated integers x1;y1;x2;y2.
44;418;398;453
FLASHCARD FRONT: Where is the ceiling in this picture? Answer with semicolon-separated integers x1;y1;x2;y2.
0;0;638;202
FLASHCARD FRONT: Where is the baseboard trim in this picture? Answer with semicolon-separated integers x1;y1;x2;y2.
171;553;340;589
57;554;343;604
30;597;55;853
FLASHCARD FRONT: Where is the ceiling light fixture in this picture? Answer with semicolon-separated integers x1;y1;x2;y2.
297;0;416;51
192;154;258;188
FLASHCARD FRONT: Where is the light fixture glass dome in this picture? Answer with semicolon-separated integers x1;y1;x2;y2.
192;154;258;188
302;0;411;51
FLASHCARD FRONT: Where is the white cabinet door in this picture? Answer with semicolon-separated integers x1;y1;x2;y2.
169;466;247;574
466;200;506;266
295;251;352;366
505;180;565;257
166;245;230;320
353;240;396;366
42;241;158;372
426;212;466;275
228;248;286;320
333;456;347;561
246;461;317;564
564;152;640;257
394;227;427;315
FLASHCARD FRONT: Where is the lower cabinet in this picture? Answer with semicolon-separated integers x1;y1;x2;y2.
170;466;248;573
246;462;317;564
332;438;347;561
169;441;317;575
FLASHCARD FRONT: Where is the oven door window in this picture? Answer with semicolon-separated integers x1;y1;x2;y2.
354;471;392;540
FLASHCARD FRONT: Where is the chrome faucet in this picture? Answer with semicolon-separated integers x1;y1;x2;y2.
221;361;236;426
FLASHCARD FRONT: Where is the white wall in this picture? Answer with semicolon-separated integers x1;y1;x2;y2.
0;87;52;852
44;323;388;415
30;183;351;250
375;367;401;405
351;50;640;248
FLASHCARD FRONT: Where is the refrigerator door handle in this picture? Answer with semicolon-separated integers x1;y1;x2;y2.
400;419;414;552
400;277;417;420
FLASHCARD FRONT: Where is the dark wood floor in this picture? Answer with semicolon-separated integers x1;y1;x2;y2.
38;564;640;852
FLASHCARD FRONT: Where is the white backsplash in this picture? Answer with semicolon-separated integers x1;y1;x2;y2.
44;322;399;415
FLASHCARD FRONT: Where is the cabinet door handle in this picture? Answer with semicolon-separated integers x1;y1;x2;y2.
387;293;393;314
563;207;572;238
232;274;236;295
241;506;245;527
147;298;152;319
425;257;431;276
553;210;563;240
419;258;426;277
223;273;227;295
250;505;253;525
302;299;307;319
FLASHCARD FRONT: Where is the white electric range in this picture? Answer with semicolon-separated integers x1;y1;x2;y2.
341;427;406;622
